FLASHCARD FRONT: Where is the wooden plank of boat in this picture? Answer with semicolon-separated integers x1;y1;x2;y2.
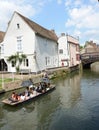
2;85;55;106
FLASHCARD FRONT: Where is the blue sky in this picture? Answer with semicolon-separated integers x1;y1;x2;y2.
0;0;99;45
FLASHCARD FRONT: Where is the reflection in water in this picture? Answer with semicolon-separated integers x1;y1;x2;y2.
0;106;6;129
0;70;99;130
55;72;81;109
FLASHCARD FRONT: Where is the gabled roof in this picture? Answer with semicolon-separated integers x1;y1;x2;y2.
0;31;5;43
16;12;58;42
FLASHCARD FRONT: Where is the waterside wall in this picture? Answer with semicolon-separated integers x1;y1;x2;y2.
0;65;80;92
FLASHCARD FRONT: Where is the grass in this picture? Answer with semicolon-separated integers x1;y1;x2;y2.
0;78;18;90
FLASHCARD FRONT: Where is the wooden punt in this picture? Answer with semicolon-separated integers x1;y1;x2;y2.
2;85;55;106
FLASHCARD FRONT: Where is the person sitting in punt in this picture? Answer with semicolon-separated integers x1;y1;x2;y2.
10;92;20;102
15;94;20;101
25;87;30;97
11;92;16;99
20;92;26;101
36;82;43;93
29;87;34;97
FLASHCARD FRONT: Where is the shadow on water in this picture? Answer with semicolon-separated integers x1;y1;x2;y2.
2;101;35;113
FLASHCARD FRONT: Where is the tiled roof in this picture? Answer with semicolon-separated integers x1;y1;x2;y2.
0;31;5;43
16;12;58;42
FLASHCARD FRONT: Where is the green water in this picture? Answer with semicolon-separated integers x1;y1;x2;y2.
0;69;99;130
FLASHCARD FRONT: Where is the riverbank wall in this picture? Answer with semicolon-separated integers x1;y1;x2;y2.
91;62;99;73
0;65;80;92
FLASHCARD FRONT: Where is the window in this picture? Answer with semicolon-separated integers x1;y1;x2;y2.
45;57;50;66
23;59;29;67
76;54;80;61
12;61;15;67
26;59;29;67
59;49;63;54
17;36;22;52
17;23;20;29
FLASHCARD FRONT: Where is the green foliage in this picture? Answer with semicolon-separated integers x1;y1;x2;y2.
80;45;83;50
16;66;20;73
7;52;27;73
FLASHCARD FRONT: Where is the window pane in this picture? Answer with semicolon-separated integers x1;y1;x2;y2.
12;61;15;67
17;36;22;52
59;49;63;54
26;59;29;66
17;23;20;29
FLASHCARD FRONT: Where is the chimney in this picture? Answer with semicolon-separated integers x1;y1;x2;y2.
61;33;65;36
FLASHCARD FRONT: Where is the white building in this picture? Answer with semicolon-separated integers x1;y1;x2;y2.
58;33;69;67
1;11;58;73
58;33;80;67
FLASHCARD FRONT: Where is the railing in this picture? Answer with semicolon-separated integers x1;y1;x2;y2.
81;52;99;59
81;52;99;65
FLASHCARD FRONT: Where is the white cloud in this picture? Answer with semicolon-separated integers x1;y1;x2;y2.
0;0;47;31
65;5;97;29
84;30;99;39
57;0;62;4
65;0;72;7
65;0;99;44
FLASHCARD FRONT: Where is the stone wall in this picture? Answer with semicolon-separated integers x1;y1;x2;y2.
91;62;99;73
1;66;79;92
3;74;43;92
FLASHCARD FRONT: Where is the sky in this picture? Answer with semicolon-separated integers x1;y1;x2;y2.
0;0;99;45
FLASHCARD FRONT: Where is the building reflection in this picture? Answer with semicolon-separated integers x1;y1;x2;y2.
57;72;81;109
0;105;5;129
35;72;82;129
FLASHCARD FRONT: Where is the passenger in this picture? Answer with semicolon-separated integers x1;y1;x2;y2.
36;82;43;93
10;92;20;102
42;82;46;92
20;92;26;101
25;87;30;97
15;94;20;101
11;92;16;99
30;88;34;97
33;89;37;96
30;87;34;94
48;82;50;88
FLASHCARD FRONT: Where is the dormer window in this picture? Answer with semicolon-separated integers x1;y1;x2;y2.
17;23;20;29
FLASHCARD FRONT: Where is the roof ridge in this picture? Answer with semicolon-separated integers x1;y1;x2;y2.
16;12;58;42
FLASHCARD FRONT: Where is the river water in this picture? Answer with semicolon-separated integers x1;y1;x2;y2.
0;69;99;130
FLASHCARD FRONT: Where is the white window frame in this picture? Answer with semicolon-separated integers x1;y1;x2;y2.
45;57;50;66
17;36;22;52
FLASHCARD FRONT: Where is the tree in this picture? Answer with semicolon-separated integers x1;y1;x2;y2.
80;45;83;50
7;52;27;73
